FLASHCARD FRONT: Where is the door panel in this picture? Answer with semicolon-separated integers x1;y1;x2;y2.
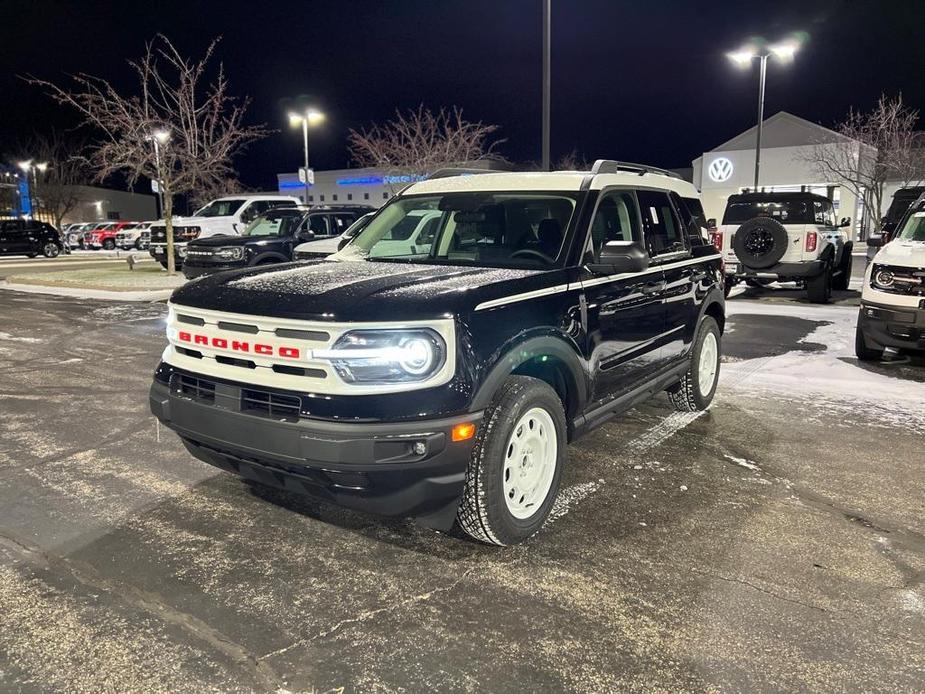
580;189;667;405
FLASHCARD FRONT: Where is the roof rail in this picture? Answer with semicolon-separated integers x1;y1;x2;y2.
427;167;497;180
589;160;682;180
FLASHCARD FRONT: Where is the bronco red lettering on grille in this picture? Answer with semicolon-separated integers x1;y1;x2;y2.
179;331;191;342
194;334;208;345
212;337;228;349
175;330;300;358
255;344;272;355
279;347;300;359
231;340;249;352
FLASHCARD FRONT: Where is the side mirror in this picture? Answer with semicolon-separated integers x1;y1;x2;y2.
706;218;717;229
337;235;352;251
587;241;649;275
296;229;315;242
866;236;884;248
839;217;852;228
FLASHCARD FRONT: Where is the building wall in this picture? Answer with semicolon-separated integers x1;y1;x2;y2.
694;144;864;239
62;185;158;224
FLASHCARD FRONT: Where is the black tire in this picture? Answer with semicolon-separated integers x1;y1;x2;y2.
457;376;566;546
855;318;882;362
26;253;37;259
42;243;60;258
668;316;721;412
806;263;833;303
732;217;788;269
159;260;169;269
134;238;144;250
833;244;853;291
723;277;734;298
103;239;116;250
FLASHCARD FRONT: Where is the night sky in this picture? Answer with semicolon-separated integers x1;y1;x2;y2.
2;0;923;190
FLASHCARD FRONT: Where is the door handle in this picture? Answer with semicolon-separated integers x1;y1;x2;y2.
640;281;666;295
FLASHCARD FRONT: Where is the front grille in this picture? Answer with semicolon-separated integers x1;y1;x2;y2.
241;389;301;421
175;373;215;403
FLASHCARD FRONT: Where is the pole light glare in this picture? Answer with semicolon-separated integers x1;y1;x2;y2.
153;129;171;143
727;49;757;67
18;160;32;173
770;41;798;61
36;162;48;173
288;109;325;126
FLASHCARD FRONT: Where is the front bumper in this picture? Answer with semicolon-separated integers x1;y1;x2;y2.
726;260;825;279
182;260;246;279
858;301;925;353
149;374;480;530
150;244;187;264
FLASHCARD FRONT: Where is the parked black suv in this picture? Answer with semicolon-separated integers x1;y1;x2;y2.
181;205;374;279
150;163;724;545
0;219;63;258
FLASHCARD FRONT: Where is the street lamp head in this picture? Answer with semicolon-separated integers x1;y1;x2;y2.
288;109;326;127
17;160;32;173
36;162;48;173
770;41;799;61
306;108;325;125
727;49;757;67
152;129;171;144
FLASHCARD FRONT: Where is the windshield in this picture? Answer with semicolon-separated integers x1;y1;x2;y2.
338;193;578;269
897;209;925;241
723;199;814;225
193;199;245;217
242;210;304;237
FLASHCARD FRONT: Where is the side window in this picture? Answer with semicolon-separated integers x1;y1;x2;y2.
825;202;837;227
306;215;329;235
588;190;640;261
636;190;687;257
332;215;355;232
813;201;827;225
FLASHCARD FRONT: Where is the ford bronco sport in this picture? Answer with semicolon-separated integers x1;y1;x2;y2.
714;192;852;302
857;194;925;360
149;162;725;545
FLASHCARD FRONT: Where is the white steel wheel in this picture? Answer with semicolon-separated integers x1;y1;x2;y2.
697;332;719;395
502;407;558;519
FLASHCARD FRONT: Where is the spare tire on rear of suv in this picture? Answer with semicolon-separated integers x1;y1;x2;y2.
732;217;789;269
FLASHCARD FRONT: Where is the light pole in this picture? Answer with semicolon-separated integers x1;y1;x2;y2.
288;109;325;204
18;160;48;219
727;40;799;189
146;129;170;218
541;0;551;171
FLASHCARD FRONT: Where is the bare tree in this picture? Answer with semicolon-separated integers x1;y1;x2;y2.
30;35;268;272
348;105;504;193
18;131;92;229
798;94;925;235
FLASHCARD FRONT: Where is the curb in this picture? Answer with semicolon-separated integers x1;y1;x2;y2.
0;281;174;302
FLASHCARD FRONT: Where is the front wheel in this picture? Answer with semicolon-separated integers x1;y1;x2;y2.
668;316;721;412
103;239;116;250
457;376;566;546
855;319;882;362
42;243;60;258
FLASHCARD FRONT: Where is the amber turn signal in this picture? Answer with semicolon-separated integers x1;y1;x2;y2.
451;422;476;442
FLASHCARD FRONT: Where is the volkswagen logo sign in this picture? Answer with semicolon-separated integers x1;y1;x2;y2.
708;157;734;183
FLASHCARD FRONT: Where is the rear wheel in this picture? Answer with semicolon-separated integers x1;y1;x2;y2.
134;238;144;250
103;239;116;250
806;263;833;304
457;376;566;546
668;316;721;412
833;247;853;291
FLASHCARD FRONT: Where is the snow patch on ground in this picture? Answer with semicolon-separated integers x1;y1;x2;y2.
724;454;761;471
899;589;924;614
0;331;43;343
547;479;604;523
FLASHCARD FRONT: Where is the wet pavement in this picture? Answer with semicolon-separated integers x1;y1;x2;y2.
0;289;923;693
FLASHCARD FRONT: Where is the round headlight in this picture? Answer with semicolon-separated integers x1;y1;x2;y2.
399;337;436;375
875;270;894;287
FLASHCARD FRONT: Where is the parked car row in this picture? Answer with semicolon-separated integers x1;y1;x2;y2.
60;220;154;250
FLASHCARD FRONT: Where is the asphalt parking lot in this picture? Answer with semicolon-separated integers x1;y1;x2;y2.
0;283;923;693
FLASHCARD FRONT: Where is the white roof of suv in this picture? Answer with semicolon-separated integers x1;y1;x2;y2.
404;164;698;199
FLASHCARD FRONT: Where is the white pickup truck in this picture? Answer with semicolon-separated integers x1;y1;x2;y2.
148;195;300;268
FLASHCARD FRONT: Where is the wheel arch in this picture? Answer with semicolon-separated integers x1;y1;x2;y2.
469;335;588;438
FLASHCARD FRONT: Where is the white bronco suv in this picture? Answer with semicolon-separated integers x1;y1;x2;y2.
715;192;853;303
857;195;925;360
149;195;300;268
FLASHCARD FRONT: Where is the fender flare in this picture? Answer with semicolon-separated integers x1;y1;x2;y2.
469;335;589;414
696;285;726;332
249;253;290;266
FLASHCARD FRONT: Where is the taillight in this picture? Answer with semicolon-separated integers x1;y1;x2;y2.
805;231;818;253
709;231;723;252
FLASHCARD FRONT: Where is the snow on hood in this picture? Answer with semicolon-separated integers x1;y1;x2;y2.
873;239;925;267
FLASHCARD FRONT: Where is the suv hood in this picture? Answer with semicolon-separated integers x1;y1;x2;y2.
187;235;250;248
170;259;560;322
874;239;925;267
152;215;226;227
